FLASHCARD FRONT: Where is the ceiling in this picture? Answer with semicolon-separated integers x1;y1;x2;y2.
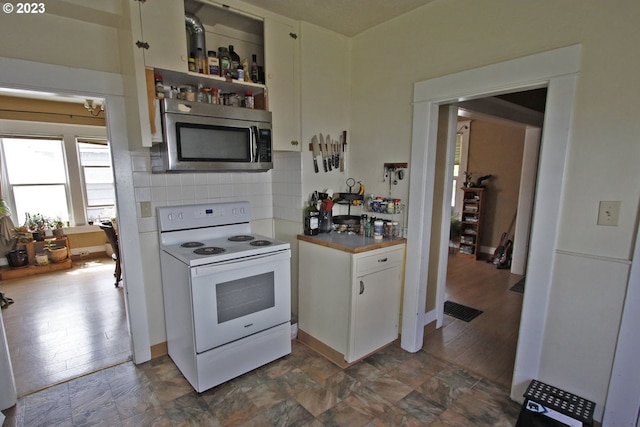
237;0;436;37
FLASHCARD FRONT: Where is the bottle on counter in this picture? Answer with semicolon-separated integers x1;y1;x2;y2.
303;201;319;236
228;45;240;79
373;220;384;239
207;50;219;76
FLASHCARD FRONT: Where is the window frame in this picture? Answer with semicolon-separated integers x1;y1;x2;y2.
0;120;109;227
76;138;115;223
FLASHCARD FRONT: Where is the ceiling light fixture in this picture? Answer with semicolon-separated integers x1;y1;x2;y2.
84;99;104;116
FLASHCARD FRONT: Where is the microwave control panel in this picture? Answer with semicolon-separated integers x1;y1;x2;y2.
257;129;272;162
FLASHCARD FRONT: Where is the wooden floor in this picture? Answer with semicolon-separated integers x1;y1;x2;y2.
0;257;131;397
423;253;524;390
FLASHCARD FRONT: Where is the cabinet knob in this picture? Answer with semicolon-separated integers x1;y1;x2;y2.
290;140;299;146
378;257;388;263
359;281;364;295
135;41;150;50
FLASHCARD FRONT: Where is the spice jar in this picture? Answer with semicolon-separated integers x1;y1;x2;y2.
185;85;195;102
244;90;254;109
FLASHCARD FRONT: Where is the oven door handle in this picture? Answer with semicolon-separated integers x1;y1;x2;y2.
193;249;290;277
250;126;258;163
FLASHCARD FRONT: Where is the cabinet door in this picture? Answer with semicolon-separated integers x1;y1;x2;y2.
264;17;300;151
138;0;188;71
349;266;402;362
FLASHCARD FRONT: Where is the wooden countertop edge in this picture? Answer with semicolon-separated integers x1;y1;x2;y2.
296;234;406;254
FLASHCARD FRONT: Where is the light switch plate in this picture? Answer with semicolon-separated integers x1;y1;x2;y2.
140;201;153;218
597;201;621;226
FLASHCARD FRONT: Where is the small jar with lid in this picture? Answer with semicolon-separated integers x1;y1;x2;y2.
373;220;384;239
244;90;254;109
185;85;196;102
211;88;220;105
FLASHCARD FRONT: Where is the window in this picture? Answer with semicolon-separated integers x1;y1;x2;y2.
2;137;70;226
0;135;114;227
452;120;470;213
77;140;115;222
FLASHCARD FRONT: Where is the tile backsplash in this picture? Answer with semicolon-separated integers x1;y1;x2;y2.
131;150;302;233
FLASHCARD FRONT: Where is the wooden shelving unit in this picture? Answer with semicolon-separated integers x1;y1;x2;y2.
0;236;72;280
458;188;486;260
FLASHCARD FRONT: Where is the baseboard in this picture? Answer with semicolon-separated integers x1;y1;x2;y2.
150;342;168;359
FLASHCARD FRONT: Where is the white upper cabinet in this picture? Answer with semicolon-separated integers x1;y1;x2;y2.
264;17;300;151
136;0;189;72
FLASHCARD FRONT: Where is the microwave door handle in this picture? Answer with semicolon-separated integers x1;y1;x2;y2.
250;126;258;162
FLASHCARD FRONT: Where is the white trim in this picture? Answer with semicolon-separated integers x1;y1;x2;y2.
0;57;151;364
402;46;581;404
602;222;640;426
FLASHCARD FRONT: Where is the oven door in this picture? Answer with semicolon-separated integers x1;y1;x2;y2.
190;250;291;353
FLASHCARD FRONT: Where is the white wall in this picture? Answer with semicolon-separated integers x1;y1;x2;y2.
349;0;640;421
299;22;351;208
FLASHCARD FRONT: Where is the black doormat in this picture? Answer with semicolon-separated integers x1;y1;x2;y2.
510;277;525;294
444;301;483;322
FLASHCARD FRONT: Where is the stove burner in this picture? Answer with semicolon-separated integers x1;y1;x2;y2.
228;235;255;242
181;241;205;248
193;247;226;255
250;240;272;247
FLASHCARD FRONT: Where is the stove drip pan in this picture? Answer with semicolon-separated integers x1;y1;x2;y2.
228;235;255;242
181;242;205;248
250;240;272;247
193;247;226;255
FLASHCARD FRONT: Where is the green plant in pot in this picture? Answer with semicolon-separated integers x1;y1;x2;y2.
50;216;65;237
24;212;49;241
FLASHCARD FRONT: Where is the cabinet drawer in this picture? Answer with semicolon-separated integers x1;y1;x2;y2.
356;246;404;274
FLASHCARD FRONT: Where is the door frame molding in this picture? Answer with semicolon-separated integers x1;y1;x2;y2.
400;45;581;400
0;56;151;364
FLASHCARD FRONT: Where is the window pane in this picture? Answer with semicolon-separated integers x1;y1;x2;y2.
3;138;66;184
84;167;113;185
87;206;115;222
13;185;69;226
78;142;111;166
86;183;115;206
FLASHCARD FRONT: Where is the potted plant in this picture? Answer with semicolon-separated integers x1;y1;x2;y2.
24;212;49;241
50;216;65;237
43;238;68;263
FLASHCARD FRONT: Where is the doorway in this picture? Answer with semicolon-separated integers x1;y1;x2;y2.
0;91;131;396
400;45;581;401
423;91;546;389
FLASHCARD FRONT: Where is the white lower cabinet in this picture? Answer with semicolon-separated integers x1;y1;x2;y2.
298;240;405;365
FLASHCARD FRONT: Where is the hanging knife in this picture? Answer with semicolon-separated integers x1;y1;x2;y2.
326;135;333;170
337;133;342;172
340;131;346;172
319;133;328;172
311;134;320;173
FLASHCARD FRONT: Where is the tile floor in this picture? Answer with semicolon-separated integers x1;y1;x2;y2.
0;254;524;426
2;340;521;426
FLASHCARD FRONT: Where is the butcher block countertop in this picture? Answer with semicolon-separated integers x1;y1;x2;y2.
297;233;406;254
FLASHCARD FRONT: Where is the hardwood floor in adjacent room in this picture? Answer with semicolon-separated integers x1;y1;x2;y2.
423;253;524;390
0;257;131;397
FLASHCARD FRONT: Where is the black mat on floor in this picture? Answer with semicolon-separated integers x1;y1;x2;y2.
510;277;525;294
444;301;483;322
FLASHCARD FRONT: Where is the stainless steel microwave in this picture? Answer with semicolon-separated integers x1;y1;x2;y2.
151;99;273;173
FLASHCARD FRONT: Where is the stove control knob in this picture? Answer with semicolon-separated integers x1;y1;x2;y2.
232;208;237;215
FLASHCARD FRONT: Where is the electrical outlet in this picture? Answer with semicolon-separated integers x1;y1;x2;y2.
140;201;153;218
597;201;621;226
